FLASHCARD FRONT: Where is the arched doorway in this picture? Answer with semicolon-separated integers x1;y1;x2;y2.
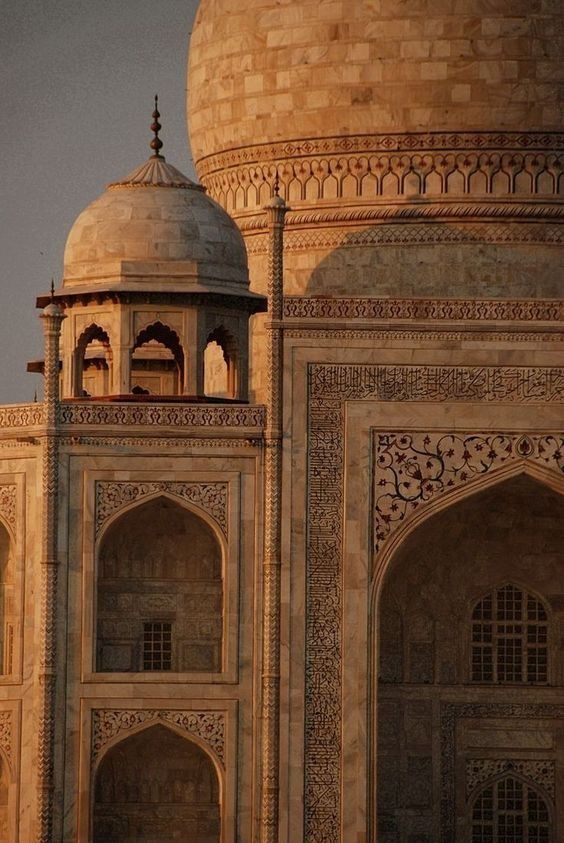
93;724;220;842
375;474;564;841
131;322;184;396
74;323;112;397
96;496;223;674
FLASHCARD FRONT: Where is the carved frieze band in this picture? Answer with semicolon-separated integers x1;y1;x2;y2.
202;155;562;213
441;704;564;841
0;485;17;531
305;363;563;842
374;433;563;554
95;481;228;538
197;131;564;175
245;220;562;253
466;759;555;801
59;403;265;429
0;404;44;429
284;297;562;323
0;711;13;766
91;709;225;765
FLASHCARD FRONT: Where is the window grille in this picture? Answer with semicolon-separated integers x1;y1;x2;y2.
142;622;172;671
471;585;548;684
472;775;550;842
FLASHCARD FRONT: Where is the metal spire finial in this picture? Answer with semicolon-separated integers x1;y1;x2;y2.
150;94;164;159
274;171;280;196
50;279;55;301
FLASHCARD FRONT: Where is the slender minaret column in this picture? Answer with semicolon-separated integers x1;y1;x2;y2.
260;182;288;842
36;293;65;842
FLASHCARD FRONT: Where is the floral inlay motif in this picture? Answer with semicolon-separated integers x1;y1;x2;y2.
92;709;225;765
95;481;228;537
374;433;563;552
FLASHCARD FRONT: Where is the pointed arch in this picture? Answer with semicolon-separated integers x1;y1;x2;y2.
469;772;552;841
131;321;185;395
371;461;564;608
92;722;221;842
95;495;224;674
204;325;239;398
74;323;113;398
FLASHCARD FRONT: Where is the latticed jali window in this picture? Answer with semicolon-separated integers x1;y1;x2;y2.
472;775;551;842
142;622;172;671
471;585;548;683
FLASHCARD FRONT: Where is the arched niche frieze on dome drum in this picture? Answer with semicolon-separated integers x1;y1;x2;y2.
199;143;563;215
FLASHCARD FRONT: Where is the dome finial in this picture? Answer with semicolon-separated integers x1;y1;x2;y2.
150;94;164;159
50;279;55;301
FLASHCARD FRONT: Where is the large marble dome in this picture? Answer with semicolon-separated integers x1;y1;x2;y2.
189;0;562;158
187;0;562;301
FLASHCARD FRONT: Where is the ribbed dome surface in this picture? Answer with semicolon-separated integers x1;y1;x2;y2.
188;0;563;167
63;156;249;290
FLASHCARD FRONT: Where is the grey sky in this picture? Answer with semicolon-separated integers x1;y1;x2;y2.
0;0;200;403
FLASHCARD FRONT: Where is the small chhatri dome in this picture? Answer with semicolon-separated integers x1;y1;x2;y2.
63;99;249;293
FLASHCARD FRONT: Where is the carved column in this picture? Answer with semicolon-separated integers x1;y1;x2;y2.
260;192;288;842
37;300;65;842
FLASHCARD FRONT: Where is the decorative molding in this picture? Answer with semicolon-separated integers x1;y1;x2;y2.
95;481;228;537
284;329;562;344
59;435;261;449
0;405;44;429
201;150;563;215
197;131;564;176
0;711;12;765
305;362;563;842
373;433;563;554
245;219;562;253
284;297;562;323
441;703;564;841
92;709;225;765
0;485;17;531
466;759;555;800
59;403;265;429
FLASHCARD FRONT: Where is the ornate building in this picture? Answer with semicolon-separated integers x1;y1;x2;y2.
0;1;562;840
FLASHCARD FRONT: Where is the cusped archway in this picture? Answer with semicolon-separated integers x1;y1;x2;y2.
375;474;564;840
93;724;220;842
96;496;223;673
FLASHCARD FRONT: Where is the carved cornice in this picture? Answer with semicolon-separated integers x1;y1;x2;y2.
95;480;228;537
59;435;261;449
284;297;562;323
59;402;265;429
197;131;564;175
373;433;563;554
92;709;225;765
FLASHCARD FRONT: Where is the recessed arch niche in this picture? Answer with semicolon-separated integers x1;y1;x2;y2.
0;520;14;676
92;723;220;842
374;474;564;840
96;496;223;674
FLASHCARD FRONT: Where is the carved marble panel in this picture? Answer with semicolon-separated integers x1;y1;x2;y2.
95;481;228;538
92;709;225;766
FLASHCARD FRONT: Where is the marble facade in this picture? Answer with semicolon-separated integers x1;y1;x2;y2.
0;1;563;840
